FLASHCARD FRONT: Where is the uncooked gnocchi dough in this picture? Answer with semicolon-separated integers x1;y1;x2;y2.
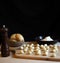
42;51;48;56
16;50;24;54
50;53;56;57
16;43;58;58
35;50;41;55
28;50;32;54
20;46;24;50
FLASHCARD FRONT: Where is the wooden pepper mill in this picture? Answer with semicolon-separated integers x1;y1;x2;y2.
0;25;10;57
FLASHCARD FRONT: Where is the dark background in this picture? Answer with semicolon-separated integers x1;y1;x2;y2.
0;0;60;41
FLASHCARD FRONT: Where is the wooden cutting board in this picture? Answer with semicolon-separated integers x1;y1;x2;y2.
14;53;60;61
13;45;60;61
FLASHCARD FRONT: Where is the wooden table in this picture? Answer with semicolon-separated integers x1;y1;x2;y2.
0;55;60;63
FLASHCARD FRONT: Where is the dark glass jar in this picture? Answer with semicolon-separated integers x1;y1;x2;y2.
0;25;10;57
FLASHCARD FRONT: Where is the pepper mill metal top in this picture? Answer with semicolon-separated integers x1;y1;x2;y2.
2;25;8;32
3;25;5;28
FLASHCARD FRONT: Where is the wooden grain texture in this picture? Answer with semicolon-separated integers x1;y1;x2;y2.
14;54;60;61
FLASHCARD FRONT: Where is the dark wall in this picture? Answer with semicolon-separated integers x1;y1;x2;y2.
0;0;60;41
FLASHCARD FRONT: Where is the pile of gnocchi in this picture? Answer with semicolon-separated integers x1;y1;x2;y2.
16;43;58;57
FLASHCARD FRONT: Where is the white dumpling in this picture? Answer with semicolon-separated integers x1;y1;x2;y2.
50;49;57;53
35;50;41;55
42;51;48;56
26;44;30;47
29;46;34;50
23;44;26;47
49;53;56;57
24;47;28;52
40;45;44;49
20;50;24;54
53;45;58;52
41;50;48;53
41;46;47;51
20;46;24;50
29;49;34;52
49;45;53;48
31;43;34;46
35;48;40;51
36;44;40;47
29;47;34;50
44;44;48;47
45;46;49;50
35;47;40;50
28;50;32;54
16;50;24;54
31;47;34;49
